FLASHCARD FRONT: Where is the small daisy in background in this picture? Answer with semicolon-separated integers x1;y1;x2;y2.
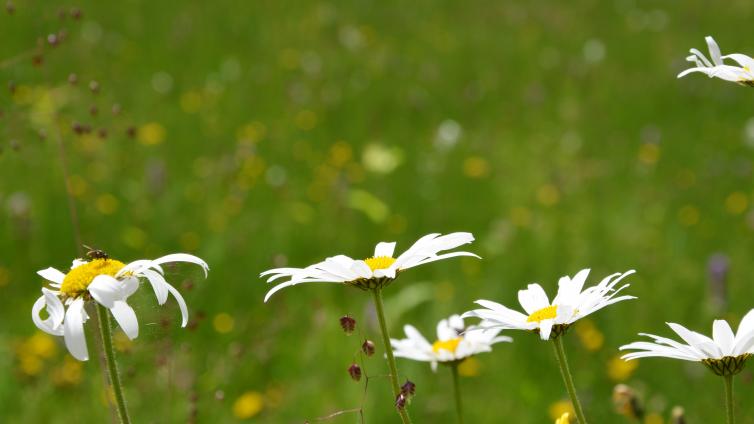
620;310;754;424
463;268;636;424
32;251;209;361
262;232;478;424
678;36;754;86
391;314;511;423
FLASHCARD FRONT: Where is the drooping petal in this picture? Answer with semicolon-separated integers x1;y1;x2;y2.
110;301;139;340
31;290;64;336
63;298;89;361
141;268;169;305
152;253;209;277
164;282;189;327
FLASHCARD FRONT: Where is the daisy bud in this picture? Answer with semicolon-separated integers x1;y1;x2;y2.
400;380;415;397
70;7;82;20
339;315;356;335
671;406;686;424
68;73;78;85
361;339;375;356
612;384;643;420
347;363;361;381
395;393;407;411
47;33;59;47
89;80;100;93
89;105;98;116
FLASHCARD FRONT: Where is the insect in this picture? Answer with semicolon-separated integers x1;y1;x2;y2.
83;244;109;260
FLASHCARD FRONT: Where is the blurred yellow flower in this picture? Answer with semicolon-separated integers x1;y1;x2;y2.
638;143;660;165
236;121;266;144
121;226;147;249
180;91;202;114
52;357;83;386
575;319;604;352
608;355;638;381
67;175;89;197
555;412;571;424
463;156;490;178
678;205;700;226
363;143;403;174
537;184;560;206
233;391;264;419
644;412;664;424
725;191;748;215
549;400;575;420
180;232;201;251
457;356;481;377
114;332;133;353
295;110;318;130
96;193;119;215
510;206;532;227
213;313;235;334
328;141;352;167
138;122;166;146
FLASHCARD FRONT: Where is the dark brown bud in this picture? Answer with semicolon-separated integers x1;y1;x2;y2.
339;315;356;335
68;73;78;85
89;105;98;116
70;7;81;20
395;393;407;410
361;339;375;357
72;122;84;135
32;54;43;67
400;380;416;397
7;81;15;94
347;363;361;381
5;2;14;14
89;80;99;93
97;128;107;139
126;126;136;138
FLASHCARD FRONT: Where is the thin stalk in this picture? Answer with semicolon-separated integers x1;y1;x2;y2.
450;363;464;424
370;288;412;424
552;337;587;424
724;374;735;424
96;304;132;424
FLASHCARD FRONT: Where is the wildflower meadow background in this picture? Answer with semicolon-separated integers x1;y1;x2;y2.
3;1;754;422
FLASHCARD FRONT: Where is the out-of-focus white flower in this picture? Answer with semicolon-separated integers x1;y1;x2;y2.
678;36;754;86
32;253;208;361
391;314;511;371
261;232;478;302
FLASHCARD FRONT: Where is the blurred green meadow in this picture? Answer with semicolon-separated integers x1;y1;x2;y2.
3;0;754;422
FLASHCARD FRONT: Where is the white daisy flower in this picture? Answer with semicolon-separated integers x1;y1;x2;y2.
463;269;636;340
620;310;754;376
391;314;512;371
32;252;209;361
678;35;754;86
261;232;478;302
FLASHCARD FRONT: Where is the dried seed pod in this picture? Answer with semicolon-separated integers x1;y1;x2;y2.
395;393;407;410
347;363;361;382
361;339;375;357
339;315;356;335
400;380;416;397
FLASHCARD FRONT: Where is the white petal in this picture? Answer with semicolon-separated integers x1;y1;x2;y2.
705;36;723;65
63;298;89;361
88;275;125;308
37;267;65;284
164;282;189;327
110;301;139;340
374;242;396;258
539;320;554;340
517;284;550;315
152;253;209;277
712;319;735;355
140;269;169;305
31;290;64;336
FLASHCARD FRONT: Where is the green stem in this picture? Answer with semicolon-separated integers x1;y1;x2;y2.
552;337;587;424
370;288;412;424
450;363;464;424
96;304;132;424
724;374;735;424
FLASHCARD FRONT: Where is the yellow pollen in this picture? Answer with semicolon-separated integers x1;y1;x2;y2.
527;305;558;323
432;337;462;354
59;259;126;298
363;256;396;272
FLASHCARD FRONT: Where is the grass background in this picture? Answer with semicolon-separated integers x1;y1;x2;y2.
2;0;754;422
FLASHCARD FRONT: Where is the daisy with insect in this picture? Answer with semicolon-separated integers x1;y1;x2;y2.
262;232;478;424
462;268;636;424
620;310;754;424
391;314;511;423
32;247;208;424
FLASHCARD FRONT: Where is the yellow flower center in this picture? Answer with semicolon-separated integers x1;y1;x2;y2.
432;337;462;354
527;305;558;323
59;259;125;298
363;256;396;272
